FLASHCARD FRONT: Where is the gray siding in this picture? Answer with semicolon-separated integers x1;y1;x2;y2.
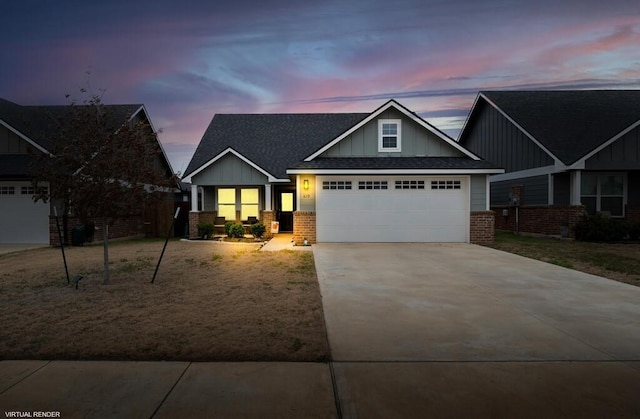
461;101;553;172
192;153;268;186
586;125;640;170
490;175;549;206
321;109;463;158
628;171;640;205
470;175;487;211
553;172;570;205
0;124;28;154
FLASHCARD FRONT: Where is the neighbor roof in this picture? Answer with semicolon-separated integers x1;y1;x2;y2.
0;97;143;153
479;90;640;165
183;113;369;179
0;97;171;179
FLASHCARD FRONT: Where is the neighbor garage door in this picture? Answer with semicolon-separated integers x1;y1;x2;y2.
0;181;50;244
316;176;468;242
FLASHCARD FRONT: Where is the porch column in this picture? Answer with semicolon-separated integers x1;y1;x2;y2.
570;171;581;205
264;184;272;211
190;184;199;212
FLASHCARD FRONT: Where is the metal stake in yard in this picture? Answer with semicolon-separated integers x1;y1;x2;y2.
54;207;70;284
151;207;180;284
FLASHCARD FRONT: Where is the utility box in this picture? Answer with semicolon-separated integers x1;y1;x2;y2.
72;225;86;246
502;209;509;217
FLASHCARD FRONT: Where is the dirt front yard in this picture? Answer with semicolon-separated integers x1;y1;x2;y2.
0;239;329;362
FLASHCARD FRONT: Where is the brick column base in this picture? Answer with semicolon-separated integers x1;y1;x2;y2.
470;211;495;244
261;210;275;239
293;211;316;245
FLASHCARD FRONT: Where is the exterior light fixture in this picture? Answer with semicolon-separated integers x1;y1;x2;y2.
303;179;309;190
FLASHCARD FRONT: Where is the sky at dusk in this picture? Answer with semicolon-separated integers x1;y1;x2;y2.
2;0;640;174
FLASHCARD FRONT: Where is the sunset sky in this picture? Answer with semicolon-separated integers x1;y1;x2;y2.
2;0;639;174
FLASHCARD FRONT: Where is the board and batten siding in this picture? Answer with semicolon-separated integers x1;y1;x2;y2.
0;124;28;154
490;175;549;206
320;109;463;158
461;101;553;172
470;175;488;211
191;153;269;186
586;124;640;170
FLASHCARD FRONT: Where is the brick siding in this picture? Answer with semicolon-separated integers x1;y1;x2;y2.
470;211;495;244
293;211;316;245
492;205;585;237
626;204;640;224
50;215;144;246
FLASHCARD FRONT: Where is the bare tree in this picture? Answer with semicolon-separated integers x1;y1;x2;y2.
30;89;177;284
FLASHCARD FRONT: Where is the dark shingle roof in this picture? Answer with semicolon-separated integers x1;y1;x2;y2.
0;98;142;153
289;157;501;171
183;113;369;178
481;90;640;165
1;98;145;177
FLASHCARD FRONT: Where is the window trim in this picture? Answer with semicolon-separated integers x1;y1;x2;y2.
378;119;402;152
580;172;626;217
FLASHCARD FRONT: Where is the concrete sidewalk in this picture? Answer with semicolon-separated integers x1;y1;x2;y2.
0;361;336;418
260;233;313;251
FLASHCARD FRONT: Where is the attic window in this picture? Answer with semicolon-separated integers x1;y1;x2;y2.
378;119;401;152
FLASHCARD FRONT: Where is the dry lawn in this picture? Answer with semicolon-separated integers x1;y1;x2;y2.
486;231;640;287
0;239;329;362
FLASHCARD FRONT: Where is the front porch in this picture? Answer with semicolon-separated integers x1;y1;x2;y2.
187;183;297;240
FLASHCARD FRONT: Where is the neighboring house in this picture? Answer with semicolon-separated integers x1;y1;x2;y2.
183;99;503;244
0;97;178;245
458;90;640;236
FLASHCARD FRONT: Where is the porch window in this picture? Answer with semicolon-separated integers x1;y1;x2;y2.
378;119;401;152
241;188;259;220
581;173;625;217
217;188;236;220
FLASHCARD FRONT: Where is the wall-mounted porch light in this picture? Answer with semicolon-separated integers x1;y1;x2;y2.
303;179;309;190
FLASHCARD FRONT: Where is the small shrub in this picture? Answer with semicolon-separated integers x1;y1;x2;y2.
250;222;266;239
574;214;628;242
197;222;214;238
224;221;235;236
227;222;245;239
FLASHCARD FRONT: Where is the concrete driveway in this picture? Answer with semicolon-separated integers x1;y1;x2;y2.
0;244;47;255
314;243;640;418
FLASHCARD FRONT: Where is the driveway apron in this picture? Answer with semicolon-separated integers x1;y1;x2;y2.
314;243;640;418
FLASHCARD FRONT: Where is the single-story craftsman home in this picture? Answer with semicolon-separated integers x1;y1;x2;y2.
458;90;640;237
183;99;503;244
0;97;178;245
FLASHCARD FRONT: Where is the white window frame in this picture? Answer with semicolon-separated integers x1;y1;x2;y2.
378;119;401;152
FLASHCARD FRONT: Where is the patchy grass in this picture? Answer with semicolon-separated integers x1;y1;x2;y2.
0;239;329;362
485;231;640;287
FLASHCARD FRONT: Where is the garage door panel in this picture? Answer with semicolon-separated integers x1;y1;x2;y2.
316;176;468;243
0;182;49;244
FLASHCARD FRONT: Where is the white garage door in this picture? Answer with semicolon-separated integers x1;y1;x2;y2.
0;181;50;244
316;176;468;242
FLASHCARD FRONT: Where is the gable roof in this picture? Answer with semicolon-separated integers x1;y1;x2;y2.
304;99;478;161
473;90;640;165
183;113;369;180
0;98;175;181
1;98;144;153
